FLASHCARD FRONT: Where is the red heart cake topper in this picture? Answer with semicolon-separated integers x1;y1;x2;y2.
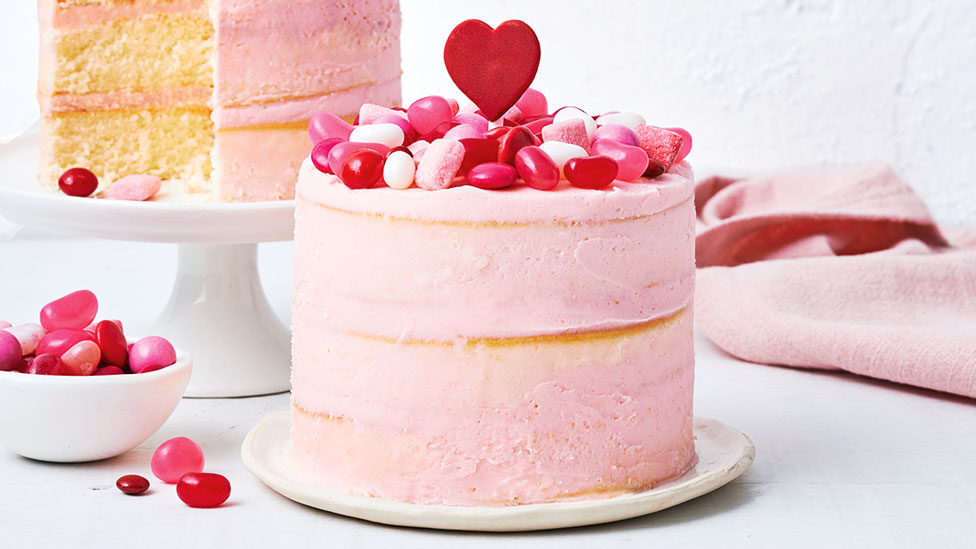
443;19;541;122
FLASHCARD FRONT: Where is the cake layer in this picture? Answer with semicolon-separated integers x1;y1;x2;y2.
40;107;213;191
290;309;696;506
294;160;695;339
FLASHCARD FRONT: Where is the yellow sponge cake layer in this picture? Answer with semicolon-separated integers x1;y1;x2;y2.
41;107;213;191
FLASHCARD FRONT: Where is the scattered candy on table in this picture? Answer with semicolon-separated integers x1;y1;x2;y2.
151;436;205;483
115;438;231;508
116;474;151;496
0;290;177;377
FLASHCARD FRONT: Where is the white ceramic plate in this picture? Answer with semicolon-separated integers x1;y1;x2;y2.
241;411;755;532
0;129;294;243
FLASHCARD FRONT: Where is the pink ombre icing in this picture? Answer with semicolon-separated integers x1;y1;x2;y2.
290;161;697;506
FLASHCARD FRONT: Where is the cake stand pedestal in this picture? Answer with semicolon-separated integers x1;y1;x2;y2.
0;129;293;398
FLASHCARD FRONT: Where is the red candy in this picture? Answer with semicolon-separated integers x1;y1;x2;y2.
514;146;560;191
26;353;67;376
522;116;554;135
497;126;536;166
94;319;128;367
458;137;501;174
116;475;150;495
339;149;385;189
565;155;618;189
643;158;667;179
327;141;390;175
485;126;511;141
310;138;343;174
58;168;99;198
177;473;231;509
36;328;95;357
634;125;683;170
40;290;98;332
93;365;125;376
466;162;518;189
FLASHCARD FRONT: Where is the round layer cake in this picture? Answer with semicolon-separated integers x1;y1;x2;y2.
290;157;696;506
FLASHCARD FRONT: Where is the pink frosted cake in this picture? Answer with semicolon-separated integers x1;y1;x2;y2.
290;19;698;502
37;0;400;201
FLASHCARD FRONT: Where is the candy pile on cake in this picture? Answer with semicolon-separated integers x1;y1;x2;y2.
305;89;692;192
37;0;401;201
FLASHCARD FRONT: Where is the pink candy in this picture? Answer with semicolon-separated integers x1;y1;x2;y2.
593;124;639;147
442;124;485;141
415;139;464;190
466;162;518;189
453;113;489;134
358;103;403;126
36;328;95;357
310;138;343;174
590;139;649;182
128;336;177;374
151;437;205;484
61;340;101;376
407;96;454;135
4;323;44;355
27;354;66;376
0;331;21;371
541;118;590;151
39;290;97;332
108;175;162;201
515;88;548;119
667;127;693;163
308;112;353;144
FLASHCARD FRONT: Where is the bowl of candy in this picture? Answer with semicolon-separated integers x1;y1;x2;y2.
0;290;192;462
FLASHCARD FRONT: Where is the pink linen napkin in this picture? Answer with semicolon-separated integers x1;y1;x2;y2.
694;164;976;399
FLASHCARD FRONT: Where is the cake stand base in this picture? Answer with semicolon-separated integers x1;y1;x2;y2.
153;243;290;398
241;412;756;532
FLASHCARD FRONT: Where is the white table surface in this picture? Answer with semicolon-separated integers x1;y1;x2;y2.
1;237;974;548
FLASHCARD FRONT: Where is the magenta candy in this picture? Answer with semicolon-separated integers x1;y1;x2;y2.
36;328;95;357
497;126;536;166
308;112;353;144
177;472;231;508
39;290;98;332
310;138;343;174
453;113;489;133
151;437;205;484
339;149;385;189
26;353;66;376
407;96;454;135
92;365;125;376
515;88;548;119
667;127;693;163
565;155;619;190
0;331;21;371
466;162;518;189
514;146;560;191
590;139;649;182
443;124;485;141
128;336;177;374
373;114;416;144
593;124;639;147
327;141;390;175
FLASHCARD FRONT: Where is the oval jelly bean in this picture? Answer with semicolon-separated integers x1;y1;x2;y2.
177;473;231;508
61;340;101;376
26;353;66;376
108;174;161;201
310;138;343;174
36;328;95;357
407;96;454;135
497;126;536;166
515;146;560;191
553;107;596;141
339;149;385;190
58;168;98;198
516;88;548;119
3;323;45;355
538;141;588;177
151;437;205;484
383;150;415;190
308;112;353;144
373;114;416;144
591;139;649;182
116;475;150;495
0;331;21;372
565;155;619;190
592;124;639;147
39;290;98;331
128;336;177;374
349;123;405;148
327;141;390;175
466;162;518;189
596;111;647;130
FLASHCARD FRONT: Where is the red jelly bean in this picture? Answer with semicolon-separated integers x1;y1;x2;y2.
116;475;150;495
327;141;389;175
458;138;501;174
93;365;125;376
177;473;231;509
339;149;385;189
497;126;536;166
485;126;511;141
466;162;518;189
39;290;98;331
310;138;343;174
565;155;619;189
36;328;95;357
26;353;67;376
58;168;98;198
643;158;666;179
515;146;560;191
94;320;128;367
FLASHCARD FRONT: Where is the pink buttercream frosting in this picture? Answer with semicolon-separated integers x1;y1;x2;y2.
290;161;697;505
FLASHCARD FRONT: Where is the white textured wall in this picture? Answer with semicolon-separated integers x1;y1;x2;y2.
2;1;974;226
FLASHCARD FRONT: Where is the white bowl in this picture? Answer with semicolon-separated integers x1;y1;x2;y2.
0;348;192;462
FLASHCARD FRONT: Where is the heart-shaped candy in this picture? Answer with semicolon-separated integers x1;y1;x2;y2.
443;20;541;122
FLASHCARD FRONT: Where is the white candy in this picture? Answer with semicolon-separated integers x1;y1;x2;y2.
553;107;597;141
348;123;404;148
595;111;647;131
3;323;45;356
383;150;415;190
538;141;589;178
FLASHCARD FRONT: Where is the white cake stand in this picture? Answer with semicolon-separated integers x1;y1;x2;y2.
0;130;293;398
